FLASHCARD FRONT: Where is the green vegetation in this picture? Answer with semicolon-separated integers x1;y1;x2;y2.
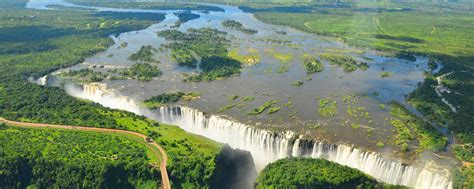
249;2;474;165
128;45;158;63
158;28;243;81
272;52;294;63
219;104;238;112
318;97;337;117
242;96;255;102
66;0;225;12
228;95;240;101
228;48;260;65
267;106;281;114
320;53;368;72
0;126;159;188
144;92;200;108
248;99;279;115
291;80;303;86
60;69;108;83
376;142;385;147
256;158;404;189
380;71;393;78
454;144;473;163
302;54;324;73
453;165;474;189
0;3;236;188
389;102;447;152
173;11;200;28
222;19;258;35
119;63;162;82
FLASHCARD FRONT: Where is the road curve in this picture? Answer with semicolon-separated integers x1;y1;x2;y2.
0;118;171;189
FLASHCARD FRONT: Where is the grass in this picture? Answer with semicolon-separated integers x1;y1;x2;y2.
272;52;294;63
228;48;261;65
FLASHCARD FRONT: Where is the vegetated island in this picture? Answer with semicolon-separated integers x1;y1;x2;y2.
173;11;200;28
157;28;242;82
128;45;159;63
144;92;201;109
222;19;258;35
256;157;407;189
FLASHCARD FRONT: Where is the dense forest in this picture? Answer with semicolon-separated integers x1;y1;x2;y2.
256;157;405;189
0;126;160;188
0;1;249;188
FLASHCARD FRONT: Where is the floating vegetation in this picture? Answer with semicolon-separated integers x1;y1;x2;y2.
248;99;279;115
302;54;324;73
376;142;385;147
119;42;128;48
292;80;303;86
268;106;281;114
219;104;238;112
380;71;392;78
242;96;255;102
318;97;337;117
228;49;261;65
272;52;294;63
277;65;290;73
228;95;240;100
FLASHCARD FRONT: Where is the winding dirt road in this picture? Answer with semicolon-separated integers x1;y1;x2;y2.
0;118;171;189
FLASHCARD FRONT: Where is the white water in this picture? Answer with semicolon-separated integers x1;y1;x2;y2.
65;83;452;189
27;75;48;86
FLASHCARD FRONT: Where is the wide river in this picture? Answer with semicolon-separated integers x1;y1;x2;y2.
27;0;457;188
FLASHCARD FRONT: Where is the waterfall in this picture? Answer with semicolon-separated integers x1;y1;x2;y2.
27;75;48;86
156;106;453;189
65;83;453;189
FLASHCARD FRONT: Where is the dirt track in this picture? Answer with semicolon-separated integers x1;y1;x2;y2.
0;118;171;189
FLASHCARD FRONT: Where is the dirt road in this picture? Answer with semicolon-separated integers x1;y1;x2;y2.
0;118;171;189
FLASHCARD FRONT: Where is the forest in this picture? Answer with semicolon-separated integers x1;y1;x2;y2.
0;126;160;188
256;157;405;189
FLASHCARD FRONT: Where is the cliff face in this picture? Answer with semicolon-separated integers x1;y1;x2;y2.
211;145;257;189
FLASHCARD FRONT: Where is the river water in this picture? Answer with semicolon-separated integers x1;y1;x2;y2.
26;0;457;188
